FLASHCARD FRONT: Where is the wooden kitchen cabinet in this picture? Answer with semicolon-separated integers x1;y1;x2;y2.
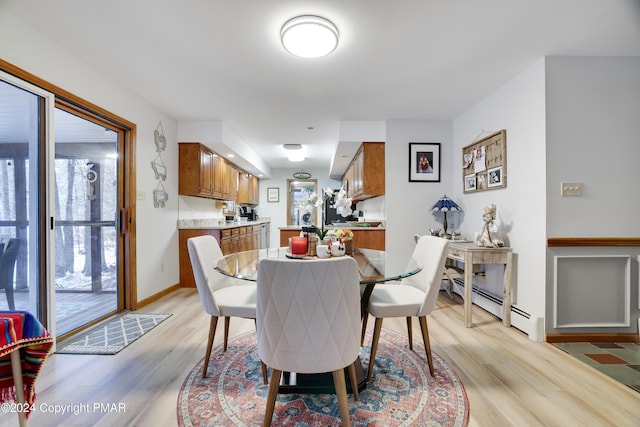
179;142;241;201
342;142;385;201
179;142;215;198
179;224;265;287
226;163;239;200
279;228;385;250
237;172;259;205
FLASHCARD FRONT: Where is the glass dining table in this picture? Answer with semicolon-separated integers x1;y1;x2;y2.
214;246;422;394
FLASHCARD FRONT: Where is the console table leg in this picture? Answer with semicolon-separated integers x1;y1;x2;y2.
464;252;473;328
501;251;513;327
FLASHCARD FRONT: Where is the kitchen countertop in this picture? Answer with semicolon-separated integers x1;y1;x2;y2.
177;218;271;230
279;224;385;231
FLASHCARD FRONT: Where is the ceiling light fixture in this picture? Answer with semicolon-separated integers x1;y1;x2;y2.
280;15;339;58
283;143;305;162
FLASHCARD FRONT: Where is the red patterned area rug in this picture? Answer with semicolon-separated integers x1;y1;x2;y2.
177;328;469;426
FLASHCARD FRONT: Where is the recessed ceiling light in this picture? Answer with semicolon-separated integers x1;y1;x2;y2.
281;15;339;58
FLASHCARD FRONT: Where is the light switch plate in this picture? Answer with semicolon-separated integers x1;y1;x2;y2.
561;182;582;196
136;191;146;200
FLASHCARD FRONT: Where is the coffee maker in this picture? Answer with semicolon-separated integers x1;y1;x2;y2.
240;206;258;221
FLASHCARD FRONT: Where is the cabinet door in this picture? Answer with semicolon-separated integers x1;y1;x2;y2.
220;238;232;255
249;175;259;204
199;148;214;196
211;155;224;197
227;165;238;200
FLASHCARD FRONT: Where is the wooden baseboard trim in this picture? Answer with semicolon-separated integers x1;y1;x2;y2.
547;237;640;247
546;333;639;343
136;283;181;309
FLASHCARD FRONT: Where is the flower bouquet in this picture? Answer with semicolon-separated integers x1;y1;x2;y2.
312;186;353;242
332;228;354;255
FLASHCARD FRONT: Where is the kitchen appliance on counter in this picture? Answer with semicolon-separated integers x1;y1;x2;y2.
324;189;356;226
240;206;258;221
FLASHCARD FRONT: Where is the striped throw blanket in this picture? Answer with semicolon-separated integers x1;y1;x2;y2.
0;311;53;418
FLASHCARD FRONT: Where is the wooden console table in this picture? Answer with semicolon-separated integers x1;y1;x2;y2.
446;242;513;328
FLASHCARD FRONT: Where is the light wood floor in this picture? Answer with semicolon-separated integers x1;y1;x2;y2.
3;289;639;427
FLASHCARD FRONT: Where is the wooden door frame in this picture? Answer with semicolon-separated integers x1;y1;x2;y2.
0;59;138;323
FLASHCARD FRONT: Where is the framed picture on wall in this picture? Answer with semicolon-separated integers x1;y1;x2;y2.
462;129;507;193
267;187;279;203
464;173;476;192
409;142;441;182
487;166;503;187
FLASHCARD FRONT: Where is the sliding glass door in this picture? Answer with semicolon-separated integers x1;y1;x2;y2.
53;108;120;335
0;74;50;322
1;69;128;338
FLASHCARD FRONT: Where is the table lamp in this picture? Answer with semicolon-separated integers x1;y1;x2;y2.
430;195;462;236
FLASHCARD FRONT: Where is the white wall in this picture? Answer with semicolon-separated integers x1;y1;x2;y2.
385;120;453;273
0;8;181;301
545;56;640;237
453;58;548;322
544;56;640;335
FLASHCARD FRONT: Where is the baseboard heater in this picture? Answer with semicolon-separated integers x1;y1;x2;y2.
451;278;531;333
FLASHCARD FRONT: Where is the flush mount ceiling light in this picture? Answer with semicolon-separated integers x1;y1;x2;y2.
283;143;305;162
280;15;339;58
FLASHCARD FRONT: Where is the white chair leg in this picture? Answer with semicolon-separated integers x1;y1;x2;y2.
202;316;218;378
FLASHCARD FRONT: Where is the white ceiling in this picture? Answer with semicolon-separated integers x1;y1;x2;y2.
2;0;640;178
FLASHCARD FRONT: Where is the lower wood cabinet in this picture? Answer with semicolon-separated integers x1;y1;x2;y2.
179;225;264;287
279;229;385;250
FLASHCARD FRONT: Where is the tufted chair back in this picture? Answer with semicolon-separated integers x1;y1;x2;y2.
256;256;361;374
187;235;227;317
402;235;449;316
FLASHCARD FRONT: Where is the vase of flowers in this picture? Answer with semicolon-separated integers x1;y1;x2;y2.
333;228;354;255
310;186;353;244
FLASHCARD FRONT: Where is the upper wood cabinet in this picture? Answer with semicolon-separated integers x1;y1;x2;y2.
342;142;385;201
179;142;241;201
179;142;215;198
237;172;259;205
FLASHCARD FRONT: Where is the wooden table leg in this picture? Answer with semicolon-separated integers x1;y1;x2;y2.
501;251;513;327
464;252;473;328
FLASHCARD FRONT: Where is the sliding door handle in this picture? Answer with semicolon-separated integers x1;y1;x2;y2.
119;209;126;235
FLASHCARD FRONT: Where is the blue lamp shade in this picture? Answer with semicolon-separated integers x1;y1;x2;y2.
430;195;461;234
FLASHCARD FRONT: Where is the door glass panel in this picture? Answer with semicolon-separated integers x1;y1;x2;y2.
54;108;119;335
0;79;43;317
287;179;317;226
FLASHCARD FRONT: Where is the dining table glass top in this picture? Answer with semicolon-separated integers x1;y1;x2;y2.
215;247;421;285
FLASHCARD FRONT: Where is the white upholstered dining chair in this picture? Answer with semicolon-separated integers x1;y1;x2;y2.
256;257;361;427
187;235;263;379
364;235;449;380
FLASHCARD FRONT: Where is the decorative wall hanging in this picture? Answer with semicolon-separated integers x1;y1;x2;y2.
462;129;506;193
409;142;441;182
151;121;168;208
153;181;169;208
154;122;167;152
